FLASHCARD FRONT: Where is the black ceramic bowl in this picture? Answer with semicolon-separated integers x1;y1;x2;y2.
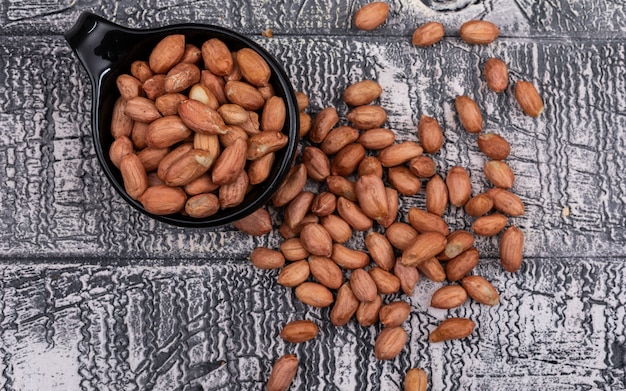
65;12;299;228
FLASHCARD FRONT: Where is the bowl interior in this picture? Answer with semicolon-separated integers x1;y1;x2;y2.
95;25;299;227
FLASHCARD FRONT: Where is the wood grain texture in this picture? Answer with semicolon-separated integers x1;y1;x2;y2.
0;35;624;260
2;0;626;37
0;259;625;390
1;1;625;390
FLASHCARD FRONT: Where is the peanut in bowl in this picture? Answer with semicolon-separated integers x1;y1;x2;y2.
65;12;299;228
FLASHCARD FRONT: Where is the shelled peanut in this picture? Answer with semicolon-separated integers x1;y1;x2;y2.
404;368;428;391
110;34;290;217
267;354;299;391
354;2;390;31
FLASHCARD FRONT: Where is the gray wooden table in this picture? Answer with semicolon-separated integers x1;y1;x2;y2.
1;1;625;390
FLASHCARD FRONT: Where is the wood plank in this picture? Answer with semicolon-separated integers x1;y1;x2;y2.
2;1;626;38
0;35;624;261
0;259;624;389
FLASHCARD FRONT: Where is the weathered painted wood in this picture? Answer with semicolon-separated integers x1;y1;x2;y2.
1;0;626;38
1;1;626;390
0;259;624;390
0;35;624;261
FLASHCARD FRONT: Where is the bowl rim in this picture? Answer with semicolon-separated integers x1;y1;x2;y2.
84;19;299;228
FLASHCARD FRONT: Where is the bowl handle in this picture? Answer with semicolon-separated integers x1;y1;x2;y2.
64;12;138;85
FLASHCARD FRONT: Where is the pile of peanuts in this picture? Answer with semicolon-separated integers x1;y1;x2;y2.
235;3;543;390
109;34;291;218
